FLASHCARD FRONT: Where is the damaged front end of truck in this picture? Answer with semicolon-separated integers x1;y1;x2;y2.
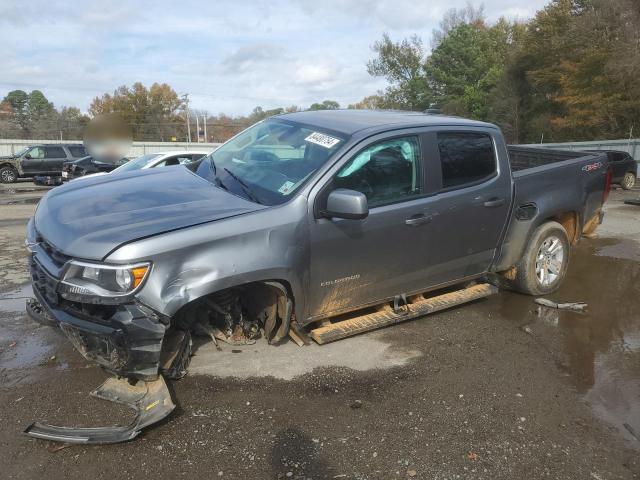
24;230;294;444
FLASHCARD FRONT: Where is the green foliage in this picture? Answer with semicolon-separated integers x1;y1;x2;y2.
309;100;340;110
362;0;640;143
366;34;432;110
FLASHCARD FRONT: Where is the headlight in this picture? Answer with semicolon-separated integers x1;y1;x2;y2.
59;261;151;300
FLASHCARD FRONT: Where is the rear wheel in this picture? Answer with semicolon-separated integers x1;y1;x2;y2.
513;221;570;296
622;172;636;190
0;165;18;183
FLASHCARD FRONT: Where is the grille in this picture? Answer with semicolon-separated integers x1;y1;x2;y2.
36;236;71;268
29;256;59;305
60;323;128;370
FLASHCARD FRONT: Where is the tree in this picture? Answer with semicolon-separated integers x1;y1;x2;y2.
348;95;386;109
431;2;486;47
2;90;29;132
366;34;431;110
309;100;340;110
90;82;185;141
426;19;523;122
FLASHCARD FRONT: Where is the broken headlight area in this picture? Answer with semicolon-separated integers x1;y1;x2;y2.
59;261;151;303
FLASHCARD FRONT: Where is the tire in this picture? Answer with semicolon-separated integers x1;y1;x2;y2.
621;172;636;190
512;221;570;296
0;165;18;183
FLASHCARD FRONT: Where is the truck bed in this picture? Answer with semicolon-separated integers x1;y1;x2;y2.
493;146;609;272
507;146;589;172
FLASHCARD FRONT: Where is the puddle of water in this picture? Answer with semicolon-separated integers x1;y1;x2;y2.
0;283;32;313
0;332;53;370
488;237;640;446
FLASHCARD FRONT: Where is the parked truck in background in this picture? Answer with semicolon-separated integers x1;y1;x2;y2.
23;110;611;443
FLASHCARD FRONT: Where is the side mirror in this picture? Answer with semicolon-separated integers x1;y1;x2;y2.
322;189;369;220
24;154;32;159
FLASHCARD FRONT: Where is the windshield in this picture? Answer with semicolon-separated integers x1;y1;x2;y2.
112;153;161;173
195;119;346;205
15;147;30;157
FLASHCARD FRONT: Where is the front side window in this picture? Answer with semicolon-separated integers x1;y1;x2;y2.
195;119;346;205
45;146;65;158
437;132;496;189
28;147;44;159
334;136;421;208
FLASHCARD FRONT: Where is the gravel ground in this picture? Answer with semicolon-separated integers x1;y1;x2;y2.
0;182;638;479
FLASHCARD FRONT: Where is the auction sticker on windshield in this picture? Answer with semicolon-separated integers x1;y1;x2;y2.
305;132;341;149
278;180;296;194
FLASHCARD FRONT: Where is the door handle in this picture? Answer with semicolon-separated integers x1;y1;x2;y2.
483;198;505;208
405;214;432;227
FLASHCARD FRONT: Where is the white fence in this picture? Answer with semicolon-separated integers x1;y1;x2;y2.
0;139;221;158
520;138;640;174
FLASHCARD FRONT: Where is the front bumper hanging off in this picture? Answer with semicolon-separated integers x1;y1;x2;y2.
25;252;176;444
24;375;175;444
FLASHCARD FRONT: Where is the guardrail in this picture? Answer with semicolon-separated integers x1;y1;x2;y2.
0;139;221;158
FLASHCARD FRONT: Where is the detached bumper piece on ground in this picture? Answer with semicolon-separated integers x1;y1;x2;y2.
24;375;175;444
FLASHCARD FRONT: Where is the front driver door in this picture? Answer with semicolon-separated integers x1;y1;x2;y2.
20;147;45;174
307;132;435;320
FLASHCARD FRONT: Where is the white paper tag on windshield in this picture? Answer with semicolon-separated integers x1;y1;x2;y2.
278;180;296;194
305;132;341;149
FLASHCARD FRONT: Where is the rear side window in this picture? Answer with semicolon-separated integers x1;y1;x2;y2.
44;146;65;158
437;132;496;189
68;146;86;157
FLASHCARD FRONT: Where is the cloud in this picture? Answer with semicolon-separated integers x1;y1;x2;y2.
0;0;550;115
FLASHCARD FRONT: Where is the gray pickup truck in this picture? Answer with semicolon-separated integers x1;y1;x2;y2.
24;110;611;443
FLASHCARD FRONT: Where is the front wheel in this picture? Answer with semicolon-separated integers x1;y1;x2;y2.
622;172;636;190
0;165;18;183
512;221;570;296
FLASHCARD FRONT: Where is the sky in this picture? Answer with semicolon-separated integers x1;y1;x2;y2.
0;0;550;116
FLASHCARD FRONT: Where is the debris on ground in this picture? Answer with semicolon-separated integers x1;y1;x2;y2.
468;451;478;461
623;422;640;442
350;400;363;409
534;298;588;311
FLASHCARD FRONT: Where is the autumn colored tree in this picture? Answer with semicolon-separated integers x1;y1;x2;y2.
90;82;185;141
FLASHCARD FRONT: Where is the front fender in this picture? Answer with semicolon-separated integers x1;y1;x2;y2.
106;197;310;320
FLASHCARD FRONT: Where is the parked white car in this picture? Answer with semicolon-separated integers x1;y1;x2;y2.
111;150;211;174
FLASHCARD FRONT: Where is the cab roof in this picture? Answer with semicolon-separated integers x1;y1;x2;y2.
276;109;497;136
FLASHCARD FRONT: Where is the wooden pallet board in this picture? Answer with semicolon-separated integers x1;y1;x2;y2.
309;283;498;345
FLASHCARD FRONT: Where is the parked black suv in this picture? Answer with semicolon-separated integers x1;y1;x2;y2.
0;144;87;183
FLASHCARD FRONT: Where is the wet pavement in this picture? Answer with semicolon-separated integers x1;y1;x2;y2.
0;182;639;479
478;237;640;447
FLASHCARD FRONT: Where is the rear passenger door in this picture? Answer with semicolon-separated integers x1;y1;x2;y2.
42;146;68;173
424;130;512;286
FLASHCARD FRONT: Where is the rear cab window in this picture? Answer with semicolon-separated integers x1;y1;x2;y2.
437;132;497;189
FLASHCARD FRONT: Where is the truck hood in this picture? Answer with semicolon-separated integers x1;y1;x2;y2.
34;167;265;260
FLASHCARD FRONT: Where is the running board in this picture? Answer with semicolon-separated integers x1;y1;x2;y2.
309;283;498;345
24;375;175;444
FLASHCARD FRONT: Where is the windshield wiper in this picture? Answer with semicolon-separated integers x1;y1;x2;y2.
223;167;262;204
